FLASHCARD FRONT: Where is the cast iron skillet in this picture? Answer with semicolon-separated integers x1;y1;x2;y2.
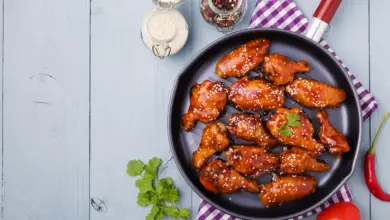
168;1;362;219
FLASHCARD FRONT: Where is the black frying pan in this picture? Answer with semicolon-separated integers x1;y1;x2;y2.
168;1;362;219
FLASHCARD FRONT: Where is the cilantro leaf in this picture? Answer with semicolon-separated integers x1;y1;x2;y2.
179;208;190;218
137;192;159;207
156;209;165;220
156;177;173;194
144;157;162;177
146;206;160;220
127;157;189;220
280;127;292;136
279;113;301;136
288;121;301;127
287;112;300;123
137;192;152;207
159;184;179;203
162;206;179;217
127;160;144;176
136;175;155;193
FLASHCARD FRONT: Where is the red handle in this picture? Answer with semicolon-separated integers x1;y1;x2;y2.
313;0;342;24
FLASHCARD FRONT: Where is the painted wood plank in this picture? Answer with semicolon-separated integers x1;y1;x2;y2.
369;0;390;219
187;1;257;218
89;0;193;219
2;0;90;219
0;0;3;218
188;0;371;219
297;0;371;219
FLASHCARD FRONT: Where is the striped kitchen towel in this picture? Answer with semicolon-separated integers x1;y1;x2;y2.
197;0;378;219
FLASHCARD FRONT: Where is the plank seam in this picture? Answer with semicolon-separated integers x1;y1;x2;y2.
1;0;4;218
88;0;92;219
368;0;372;219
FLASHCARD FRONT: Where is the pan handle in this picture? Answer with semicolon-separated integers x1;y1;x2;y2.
305;0;342;42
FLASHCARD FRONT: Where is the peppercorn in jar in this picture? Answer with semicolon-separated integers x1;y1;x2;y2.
200;0;247;33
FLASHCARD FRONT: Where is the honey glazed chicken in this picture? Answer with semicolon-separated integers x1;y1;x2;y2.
286;78;347;108
216;38;271;78
192;122;230;170
182;80;227;132
227;112;278;149
316;111;351;157
200;159;259;194
226;145;280;177
261;53;311;85
280;147;330;174
266;108;325;157
227;77;285;110
258;175;318;207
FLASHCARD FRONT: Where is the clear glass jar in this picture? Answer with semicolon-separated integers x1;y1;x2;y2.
200;0;247;33
141;0;189;59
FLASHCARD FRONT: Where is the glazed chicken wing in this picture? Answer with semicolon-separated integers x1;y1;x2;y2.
266;108;325;156
228;77;285;110
259;175;317;207
286;78;346;108
227;113;278;149
216;38;271;78
192;122;230;170
226;145;280;177
280;147;329;174
261;53;310;85
200;159;259;194
182;80;227;132
316;111;351;157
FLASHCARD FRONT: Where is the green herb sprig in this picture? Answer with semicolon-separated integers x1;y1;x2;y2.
127;158;190;220
279;113;301;136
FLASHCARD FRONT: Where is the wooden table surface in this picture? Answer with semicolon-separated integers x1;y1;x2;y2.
1;0;389;219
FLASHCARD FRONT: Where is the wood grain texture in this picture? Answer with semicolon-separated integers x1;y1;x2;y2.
308;0;371;219
2;0;90;219
0;0;3;218
89;0;193;219
369;0;390;219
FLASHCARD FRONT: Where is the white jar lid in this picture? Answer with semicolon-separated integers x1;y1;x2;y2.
141;8;188;59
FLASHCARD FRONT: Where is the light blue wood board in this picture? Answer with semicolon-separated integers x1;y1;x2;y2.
370;0;390;219
0;0;3;218
188;0;371;219
89;0;194;219
296;0;371;219
2;0;90;219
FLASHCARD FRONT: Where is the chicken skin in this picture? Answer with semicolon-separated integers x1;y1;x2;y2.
200;159;259;194
182;80;227;132
280;147;330;174
316;111;351;157
261;53;310;85
227;113;278;149
226;145;280;177
216;38;271;78
266;108;325;157
286;78;347;108
228;77;285;110
259;175;317;207
192;122;230;170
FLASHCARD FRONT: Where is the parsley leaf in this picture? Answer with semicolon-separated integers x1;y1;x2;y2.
144;157;162;177
127;160;144;176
